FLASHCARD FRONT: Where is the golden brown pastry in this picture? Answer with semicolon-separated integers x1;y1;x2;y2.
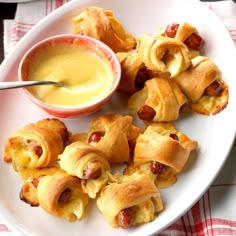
167;22;196;42
4;119;66;171
19;167;63;207
37;170;89;221
137;34;191;77
96;173;163;228
116;52;151;94
161;22;205;58
59;141;111;198
174;56;228;115
87;114;142;163
128;77;188;122
72;6;136;53
116;52;171;94
124;122;198;188
35;118;71;145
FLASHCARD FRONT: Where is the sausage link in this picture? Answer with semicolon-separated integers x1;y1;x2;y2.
179;103;189;113
88;131;105;144
27;140;43;157
164;23;204;51
58;188;71;203
117;208;135;229
138;105;156;121
164;23;179;38
33;145;43;157
128;139;136;154
150;161;166;175
83;166;102;180
169;133;179;141
204;80;223;97
184;33;204;51
135;68;151;90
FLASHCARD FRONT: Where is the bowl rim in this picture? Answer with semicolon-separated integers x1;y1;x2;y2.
18;33;121;113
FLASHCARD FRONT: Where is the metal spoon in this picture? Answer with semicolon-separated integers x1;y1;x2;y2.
0;81;64;90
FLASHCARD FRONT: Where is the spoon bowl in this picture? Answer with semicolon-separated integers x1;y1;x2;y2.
17;34;121;118
0;81;64;90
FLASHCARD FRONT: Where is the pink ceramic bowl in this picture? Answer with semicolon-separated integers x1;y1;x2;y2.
18;34;121;118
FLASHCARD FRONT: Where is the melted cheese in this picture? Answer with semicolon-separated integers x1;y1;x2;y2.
81;171;109;199
58;188;89;221
28;43;114;107
125;163;177;188
11;141;33;171
132;199;156;225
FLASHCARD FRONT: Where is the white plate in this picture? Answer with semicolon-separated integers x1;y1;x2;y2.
0;0;236;236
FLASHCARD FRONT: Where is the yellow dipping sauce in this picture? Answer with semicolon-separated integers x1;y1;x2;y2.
28;43;114;107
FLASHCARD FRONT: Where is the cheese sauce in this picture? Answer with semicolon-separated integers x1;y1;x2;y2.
28;43;114;107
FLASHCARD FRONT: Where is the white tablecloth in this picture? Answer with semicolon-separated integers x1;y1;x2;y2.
1;0;236;235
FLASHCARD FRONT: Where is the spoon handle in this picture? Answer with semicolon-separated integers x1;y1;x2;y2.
0;81;62;90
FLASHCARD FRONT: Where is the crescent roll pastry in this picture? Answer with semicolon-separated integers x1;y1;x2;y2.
59;141;111;198
35;118;71;145
169;22;196;42
19;167;64;207
125;122;198;188
72;6;136;53
87;114;142;163
174;56;228;115
162;22;205;58
116;52;151;94
117;52;171;94
128;77;188;122
4;120;65;171
96;173;163;228
137;34;191;77
37;170;89;221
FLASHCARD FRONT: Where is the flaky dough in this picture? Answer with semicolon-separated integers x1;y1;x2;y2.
72;6;136;52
